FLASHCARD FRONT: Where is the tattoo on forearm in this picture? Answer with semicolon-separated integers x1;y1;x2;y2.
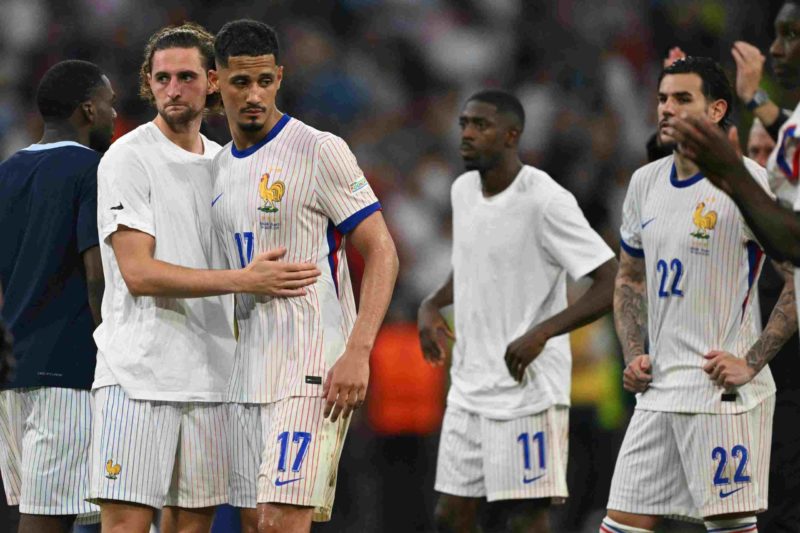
746;276;797;372
614;279;648;365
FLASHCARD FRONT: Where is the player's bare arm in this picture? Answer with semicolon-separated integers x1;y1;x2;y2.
111;226;321;297
323;212;398;422
732;41;783;133
704;260;798;388
667;113;800;265
417;271;454;366
81;246;104;325
504;257;617;382
614;249;652;393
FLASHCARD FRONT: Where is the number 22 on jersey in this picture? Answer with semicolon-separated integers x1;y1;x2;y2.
656;258;684;298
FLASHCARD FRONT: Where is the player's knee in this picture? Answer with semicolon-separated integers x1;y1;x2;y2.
257;503;312;533
601;514;655;533
703;515;758;532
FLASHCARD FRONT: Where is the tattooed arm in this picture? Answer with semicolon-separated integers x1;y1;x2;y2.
704;260;798;387
614;249;652;392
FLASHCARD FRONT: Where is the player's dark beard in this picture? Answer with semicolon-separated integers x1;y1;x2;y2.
238;120;265;132
88;127;113;153
463;152;499;172
159;104;201;129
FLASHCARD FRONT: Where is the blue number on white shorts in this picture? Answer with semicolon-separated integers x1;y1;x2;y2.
517;431;546;470
277;431;312;472
712;444;751;485
234;231;254;268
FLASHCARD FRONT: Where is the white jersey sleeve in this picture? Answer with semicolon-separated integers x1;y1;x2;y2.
97;146;154;240
316;136;380;233
541;190;614;279
620;170;644;257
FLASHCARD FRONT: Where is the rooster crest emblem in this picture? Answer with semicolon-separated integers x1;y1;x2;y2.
105;459;122;480
258;173;285;213
690;201;717;240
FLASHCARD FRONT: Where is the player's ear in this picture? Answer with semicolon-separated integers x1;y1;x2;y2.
275;65;284;90
505;127;521;148
207;70;219;95
708;98;728;125
80;100;96;125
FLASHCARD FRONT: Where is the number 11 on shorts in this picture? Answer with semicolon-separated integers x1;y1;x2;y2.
518;431;546;484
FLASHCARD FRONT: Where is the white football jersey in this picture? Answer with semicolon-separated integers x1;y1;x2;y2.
620;154;775;414
449;166;615;420
211;115;380;404
93;122;236;402
767;103;800;207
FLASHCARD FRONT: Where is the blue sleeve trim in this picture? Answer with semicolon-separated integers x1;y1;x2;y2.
620;238;644;258
336;202;382;234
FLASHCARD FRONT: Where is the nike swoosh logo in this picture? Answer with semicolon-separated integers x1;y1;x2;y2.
275;476;303;487
641;217;656;228
719;487;745;498
522;473;545;484
211;193;223;207
110;203;124;210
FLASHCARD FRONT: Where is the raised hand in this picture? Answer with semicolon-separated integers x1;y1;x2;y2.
732;41;765;102
663;46;687;68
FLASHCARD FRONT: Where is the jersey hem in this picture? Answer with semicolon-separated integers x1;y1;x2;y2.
634;391;776;415
93;384;227;403
445;397;569;420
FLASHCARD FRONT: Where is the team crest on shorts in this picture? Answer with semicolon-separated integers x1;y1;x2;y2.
258;173;286;214
105;459;122;480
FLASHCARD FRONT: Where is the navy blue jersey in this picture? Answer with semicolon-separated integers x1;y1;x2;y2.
0;141;101;389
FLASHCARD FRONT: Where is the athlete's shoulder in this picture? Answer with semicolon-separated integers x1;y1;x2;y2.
451;170;479;197
631;154;674;185
201;135;223;157
101;123;156;163
1;142;100;176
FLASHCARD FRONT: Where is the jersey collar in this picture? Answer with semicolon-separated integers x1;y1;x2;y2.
230;114;291;159
22;141;92;152
669;163;704;188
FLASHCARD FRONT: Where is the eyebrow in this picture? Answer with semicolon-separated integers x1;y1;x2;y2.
658;91;693;98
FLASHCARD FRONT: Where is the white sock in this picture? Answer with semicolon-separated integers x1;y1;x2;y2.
600;516;654;533
703;517;758;532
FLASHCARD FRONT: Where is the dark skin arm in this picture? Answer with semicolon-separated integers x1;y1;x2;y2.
666;114;800;265
417;271;455;366
82;246;104;326
504;257;617;382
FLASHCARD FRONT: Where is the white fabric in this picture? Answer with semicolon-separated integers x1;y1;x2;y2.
88;385;229;508
93;122;235;402
211;116;380;403
435;404;569;502
0;388;99;521
607;398;773;521
619;155;776;414
448;166;614;419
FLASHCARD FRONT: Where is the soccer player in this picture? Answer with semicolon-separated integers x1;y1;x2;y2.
209;19;399;533
87;24;320;533
418;90;617;533
602;57;798;533
0;60;115;533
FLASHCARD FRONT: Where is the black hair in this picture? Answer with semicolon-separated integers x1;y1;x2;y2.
658;56;734;130
466;89;525;132
36;60;106;121
214;19;280;68
139;22;218;109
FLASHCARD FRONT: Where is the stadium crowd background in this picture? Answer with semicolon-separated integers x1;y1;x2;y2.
0;1;795;531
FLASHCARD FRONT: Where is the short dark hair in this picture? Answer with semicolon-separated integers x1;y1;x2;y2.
139;22;219;110
659;56;734;130
36;60;106;121
214;19;280;68
466;90;525;132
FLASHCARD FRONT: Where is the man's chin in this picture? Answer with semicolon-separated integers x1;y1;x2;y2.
657;134;678;152
159;107;200;128
238;120;265;133
462;158;481;171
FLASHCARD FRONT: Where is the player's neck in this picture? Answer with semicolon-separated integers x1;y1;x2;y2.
230;108;283;152
153;114;204;155
479;158;523;197
39;123;87;147
673;151;700;181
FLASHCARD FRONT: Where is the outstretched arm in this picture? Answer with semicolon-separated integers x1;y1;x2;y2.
504;257;617;382
417;271;455;366
704;260;798;387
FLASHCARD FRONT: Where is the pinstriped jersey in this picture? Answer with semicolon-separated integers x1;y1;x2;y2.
620;155;775;414
211;115;381;404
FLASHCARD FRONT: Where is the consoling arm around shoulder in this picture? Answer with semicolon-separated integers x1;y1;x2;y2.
81;246;104;326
